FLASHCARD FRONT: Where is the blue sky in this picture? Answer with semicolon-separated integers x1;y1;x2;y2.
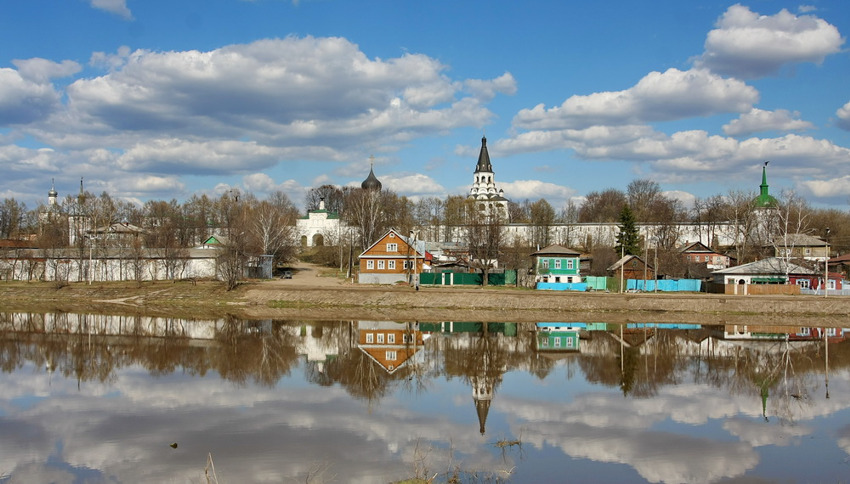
1;0;849;212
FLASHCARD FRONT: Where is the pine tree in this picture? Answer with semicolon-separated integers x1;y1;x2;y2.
615;205;641;256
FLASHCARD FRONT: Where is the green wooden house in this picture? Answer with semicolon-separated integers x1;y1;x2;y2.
531;244;582;284
535;323;581;352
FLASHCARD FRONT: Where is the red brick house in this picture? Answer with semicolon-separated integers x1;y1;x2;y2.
680;241;732;269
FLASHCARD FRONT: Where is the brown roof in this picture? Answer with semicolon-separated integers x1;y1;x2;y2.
530;244;581;257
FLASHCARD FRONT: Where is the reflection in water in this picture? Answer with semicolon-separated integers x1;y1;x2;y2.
1;313;849;483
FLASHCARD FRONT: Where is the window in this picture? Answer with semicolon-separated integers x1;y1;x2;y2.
377;333;385;343
403;261;410;269
367;260;374;270
402;334;411;343
797;279;810;289
386;351;397;361
554;259;561;269
554;337;561;348
366;333;374;343
388;260;396;270
378;260;385;270
805;248;811;255
388;333;395;344
387;243;398;252
542;259;549;269
567;260;574;270
565;336;574;348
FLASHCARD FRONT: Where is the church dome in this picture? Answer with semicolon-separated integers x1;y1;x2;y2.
361;165;382;191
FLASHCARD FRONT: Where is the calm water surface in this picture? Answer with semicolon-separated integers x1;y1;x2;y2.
1;313;849;483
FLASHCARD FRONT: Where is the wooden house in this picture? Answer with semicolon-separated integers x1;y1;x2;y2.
530;244;582;283
357;321;427;373
534;323;581;352
771;233;829;261
358;228;429;284
607;255;655;280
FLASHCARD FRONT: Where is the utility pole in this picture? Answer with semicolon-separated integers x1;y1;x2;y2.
824;227;830;298
619;245;625;293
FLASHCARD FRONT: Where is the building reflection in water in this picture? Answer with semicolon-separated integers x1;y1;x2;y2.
1;312;849;482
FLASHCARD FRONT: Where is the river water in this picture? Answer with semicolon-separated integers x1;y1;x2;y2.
1;313;849;483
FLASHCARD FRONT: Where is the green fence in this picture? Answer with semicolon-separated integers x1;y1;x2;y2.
420;270;516;286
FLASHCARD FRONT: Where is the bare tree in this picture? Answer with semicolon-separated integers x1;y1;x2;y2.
247;196;298;265
529;198;556;248
721;189;760;263
305;185;346;213
345;188;386;251
692;194;728;248
213;191;250;290
465;199;504;286
627;179;663;222
39;218;69;287
442;195;468;242
578;188;627;222
0;198;28;239
414;197;443;242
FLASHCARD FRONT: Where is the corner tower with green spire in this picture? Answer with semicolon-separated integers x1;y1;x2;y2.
753;161;778;208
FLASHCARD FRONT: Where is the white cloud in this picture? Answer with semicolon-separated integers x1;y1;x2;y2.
89;46;133;71
0;68;61;125
723;108;814;136
11;58;81;83
380;173;445;196
65;37;498;144
663;190;697;208
836;101;850;131
723;417;811;447
512;68;757;131
464;72;518;101
798;176;850;198
115;175;185;194
695;4;844;78
499;179;576;205
90;0;133;20
243;173;303;194
116;138;282;175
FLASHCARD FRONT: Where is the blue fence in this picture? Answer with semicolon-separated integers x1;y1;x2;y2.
536;282;588;292
627;279;702;292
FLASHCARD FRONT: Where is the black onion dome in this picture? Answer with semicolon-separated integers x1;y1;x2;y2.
361;165;382;191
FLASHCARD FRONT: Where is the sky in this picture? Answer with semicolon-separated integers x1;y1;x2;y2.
1;0;849;212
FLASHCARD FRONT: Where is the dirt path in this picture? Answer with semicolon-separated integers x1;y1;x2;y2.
270;260;349;287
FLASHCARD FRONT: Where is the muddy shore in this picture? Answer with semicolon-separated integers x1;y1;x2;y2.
1;277;848;326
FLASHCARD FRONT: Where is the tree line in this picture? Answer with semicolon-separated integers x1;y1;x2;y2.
1;177;848;284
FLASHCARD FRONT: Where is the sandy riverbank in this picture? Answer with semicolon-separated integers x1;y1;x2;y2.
1;264;848;326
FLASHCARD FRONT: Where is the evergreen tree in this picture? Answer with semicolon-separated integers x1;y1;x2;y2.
615;205;640;256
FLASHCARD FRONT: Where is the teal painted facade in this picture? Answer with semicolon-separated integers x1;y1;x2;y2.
535;255;581;283
535;330;580;352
